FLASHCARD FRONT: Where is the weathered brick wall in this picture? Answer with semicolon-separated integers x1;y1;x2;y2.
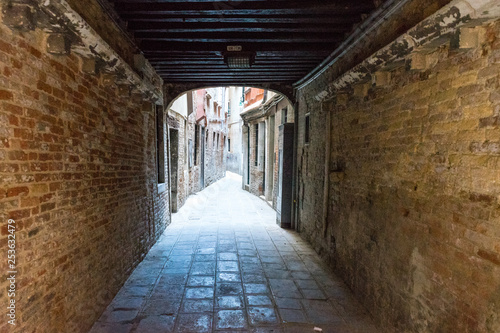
187;112;202;195
204;125;226;187
168;112;188;211
65;0;137;69
0;20;169;333
296;19;500;333
176;118;188;209
248;122;264;196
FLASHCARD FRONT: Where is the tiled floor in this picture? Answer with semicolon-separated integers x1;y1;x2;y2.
89;173;380;333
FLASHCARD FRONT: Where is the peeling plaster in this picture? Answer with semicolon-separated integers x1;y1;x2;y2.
307;0;500;102
3;0;163;102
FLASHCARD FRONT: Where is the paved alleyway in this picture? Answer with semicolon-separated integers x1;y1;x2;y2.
89;173;379;333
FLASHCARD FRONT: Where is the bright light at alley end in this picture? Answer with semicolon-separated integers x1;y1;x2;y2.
224;45;254;69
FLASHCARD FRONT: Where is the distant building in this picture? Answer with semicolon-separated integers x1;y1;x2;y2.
225;87;244;175
167;88;228;212
240;88;294;217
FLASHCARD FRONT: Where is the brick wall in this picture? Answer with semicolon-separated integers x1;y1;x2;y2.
168;112;188;211
204;125;226;187
243;97;294;203
187;112;202;195
0;19;169;333
184;108;226;196
296;18;500;333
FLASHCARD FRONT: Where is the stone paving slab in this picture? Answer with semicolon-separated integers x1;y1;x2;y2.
89;173;380;333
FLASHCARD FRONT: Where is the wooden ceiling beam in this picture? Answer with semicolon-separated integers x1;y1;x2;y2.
150;61;320;66
136;33;344;43
121;16;362;24
110;0;369;4
126;20;357;30
155;68;311;73
144;51;330;57
113;2;374;13
140;41;339;52
128;25;352;34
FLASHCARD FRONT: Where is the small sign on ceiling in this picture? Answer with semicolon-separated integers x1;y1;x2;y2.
227;45;243;52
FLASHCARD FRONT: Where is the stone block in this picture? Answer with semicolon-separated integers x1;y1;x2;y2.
118;85;131;97
329;171;345;183
411;51;439;70
2;4;34;31
100;73;116;88
336;93;348;106
354;83;370;98
374;71;391;86
131;92;144;104
46;33;71;55
133;54;146;71
411;53;427;70
81;57;97;75
460;26;486;49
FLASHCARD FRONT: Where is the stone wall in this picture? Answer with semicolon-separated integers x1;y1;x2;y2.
296;15;500;333
204;123;227;187
0;14;169;333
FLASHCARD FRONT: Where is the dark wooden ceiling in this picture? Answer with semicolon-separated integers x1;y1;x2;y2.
107;0;381;86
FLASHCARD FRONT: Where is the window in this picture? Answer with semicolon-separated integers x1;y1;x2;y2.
305;113;310;145
194;125;199;165
282;107;288;124
217;133;220;149
155;105;165;184
228;138;231;152
213;132;216;150
254;123;259;166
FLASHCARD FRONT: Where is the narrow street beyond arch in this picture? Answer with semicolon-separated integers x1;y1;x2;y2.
89;173;378;333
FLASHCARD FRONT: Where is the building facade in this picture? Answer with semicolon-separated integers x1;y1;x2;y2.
168;88;228;212
225;86;244;175
241;89;294;211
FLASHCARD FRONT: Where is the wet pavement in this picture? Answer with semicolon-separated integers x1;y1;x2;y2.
89;172;380;333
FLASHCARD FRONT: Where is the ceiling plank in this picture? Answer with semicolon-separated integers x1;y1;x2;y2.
127;22;353;34
107;0;379;85
113;1;375;13
121;16;362;24
140;41;340;52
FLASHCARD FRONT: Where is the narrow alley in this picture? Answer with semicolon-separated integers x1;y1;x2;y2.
2;1;500;332
89;173;379;333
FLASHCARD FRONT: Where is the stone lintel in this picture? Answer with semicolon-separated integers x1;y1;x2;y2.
81;57;97;74
2;3;34;31
46;33;71;55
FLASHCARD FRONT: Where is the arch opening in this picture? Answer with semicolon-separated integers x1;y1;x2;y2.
165;86;295;225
